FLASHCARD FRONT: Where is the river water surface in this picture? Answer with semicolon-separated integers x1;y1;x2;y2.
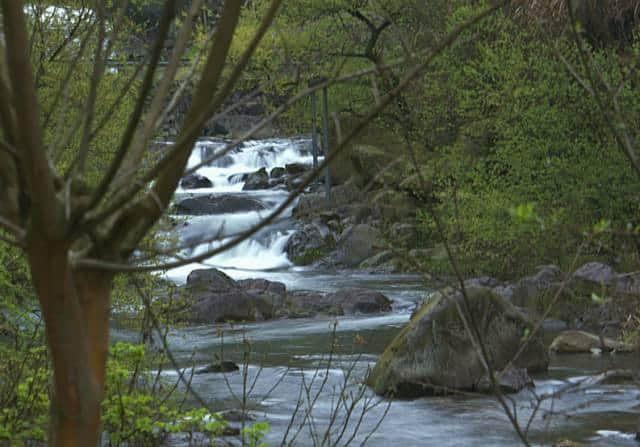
120;138;640;446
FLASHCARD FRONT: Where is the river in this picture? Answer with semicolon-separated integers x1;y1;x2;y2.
119;138;640;446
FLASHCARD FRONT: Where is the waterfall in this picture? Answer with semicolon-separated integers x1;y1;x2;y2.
165;138;314;283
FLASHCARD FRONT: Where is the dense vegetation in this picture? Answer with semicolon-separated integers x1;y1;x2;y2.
231;0;640;278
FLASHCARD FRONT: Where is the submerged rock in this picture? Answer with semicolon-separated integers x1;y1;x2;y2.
195;361;239;374
549;330;636;353
367;286;548;397
477;366;534;394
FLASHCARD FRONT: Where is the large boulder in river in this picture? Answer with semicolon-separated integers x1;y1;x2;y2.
174;194;267;215
367;286;548;397
186;269;277;323
242;167;270;190
180;173;213;189
549;330;636;354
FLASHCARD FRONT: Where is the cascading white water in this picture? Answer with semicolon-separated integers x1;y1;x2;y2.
165;138;315;283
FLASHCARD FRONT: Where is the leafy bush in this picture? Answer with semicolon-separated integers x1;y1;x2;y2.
413;4;640;277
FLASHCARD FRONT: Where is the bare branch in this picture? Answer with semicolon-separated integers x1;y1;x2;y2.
80;0;178;222
117;0;205;180
42;21;96;132
1;0;58;231
67;1;108;177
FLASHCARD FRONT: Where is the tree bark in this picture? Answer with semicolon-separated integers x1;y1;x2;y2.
28;238;112;447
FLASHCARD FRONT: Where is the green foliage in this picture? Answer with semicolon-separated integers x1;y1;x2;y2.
101;342;227;446
242;421;270;447
413;3;640;277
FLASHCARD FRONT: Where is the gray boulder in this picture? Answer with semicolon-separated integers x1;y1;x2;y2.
367;286;548;397
174;194;267;215
180;173;213;189
186;269;276;323
286;221;336;265
242;167;270;190
286;288;392;316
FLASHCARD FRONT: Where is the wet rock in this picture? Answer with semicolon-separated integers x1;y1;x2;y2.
549;330;636;353
285;163;308;175
367;286;548;397
286;222;336;266
238;278;286;300
292;181;361;219
270;166;286;178
186;269;276;323
286;290;342;316
242;167;270;190
237;278;287;313
477;366;534;394
324;288;392;314
286;288;392;316
174;194;267;215
195;361;240;374
180;173;213;189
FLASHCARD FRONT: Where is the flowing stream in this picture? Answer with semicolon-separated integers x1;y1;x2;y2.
117;138;640;446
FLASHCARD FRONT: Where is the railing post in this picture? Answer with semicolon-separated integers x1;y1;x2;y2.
310;90;318;171
321;85;331;206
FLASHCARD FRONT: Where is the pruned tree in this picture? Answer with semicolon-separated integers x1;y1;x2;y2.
0;1;282;444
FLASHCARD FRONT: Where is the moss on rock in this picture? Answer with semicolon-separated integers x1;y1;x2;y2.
367;286;548;397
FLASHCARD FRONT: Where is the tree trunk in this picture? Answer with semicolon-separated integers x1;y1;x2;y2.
28;239;113;447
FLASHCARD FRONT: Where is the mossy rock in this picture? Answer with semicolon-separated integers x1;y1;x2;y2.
366;286;548;397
